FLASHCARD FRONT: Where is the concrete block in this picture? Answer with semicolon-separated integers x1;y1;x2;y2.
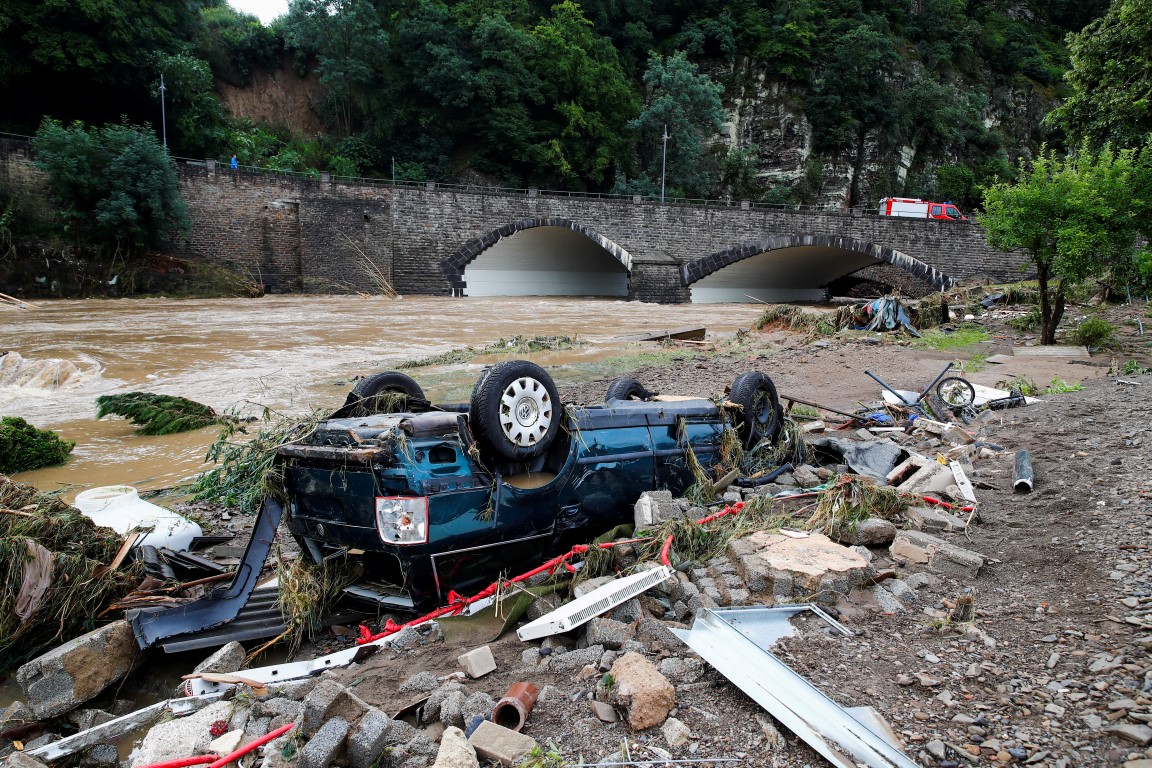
18;620;138;719
890;530;985;578
302;679;367;737
4;753;49;768
347;708;392;768
431;726;479;768
300;716;350;768
633;490;682;528
468;720;537;767
457;646;497;679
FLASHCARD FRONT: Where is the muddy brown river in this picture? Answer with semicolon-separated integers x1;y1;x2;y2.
2;296;765;495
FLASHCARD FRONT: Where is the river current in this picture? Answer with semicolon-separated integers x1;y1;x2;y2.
1;295;765;494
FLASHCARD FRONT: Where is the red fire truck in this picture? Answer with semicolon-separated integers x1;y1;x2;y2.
878;198;966;220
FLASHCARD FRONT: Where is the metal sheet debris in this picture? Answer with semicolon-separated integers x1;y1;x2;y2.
670;606;919;768
517;566;673;641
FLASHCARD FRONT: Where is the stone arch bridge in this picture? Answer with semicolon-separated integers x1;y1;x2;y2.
177;163;1020;303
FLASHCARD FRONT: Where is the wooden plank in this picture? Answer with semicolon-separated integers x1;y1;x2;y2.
615;326;706;342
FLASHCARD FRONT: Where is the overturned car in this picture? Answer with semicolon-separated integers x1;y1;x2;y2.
130;360;783;648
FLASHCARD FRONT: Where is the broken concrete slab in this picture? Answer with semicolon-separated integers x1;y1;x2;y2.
468;720;537;766
208;729;245;756
301;679;367;737
904;506;968;533
727;531;870;603
130;700;233;768
18;620;138;719
609;652;676;731
890;530;985;578
432;726;480;768
4;753;48;768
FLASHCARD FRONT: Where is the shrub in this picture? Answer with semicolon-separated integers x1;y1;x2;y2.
0;417;75;473
1069;316;1116;349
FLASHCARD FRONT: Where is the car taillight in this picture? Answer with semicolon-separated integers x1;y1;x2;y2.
375;496;428;545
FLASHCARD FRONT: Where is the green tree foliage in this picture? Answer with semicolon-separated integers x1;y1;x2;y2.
1048;0;1152;151
96;393;227;435
619;51;725;199
807;22;901;205
155;53;229;157
0;417;74;473
980;147;1142;344
32;119;190;261
282;0;394;136
528;1;639;187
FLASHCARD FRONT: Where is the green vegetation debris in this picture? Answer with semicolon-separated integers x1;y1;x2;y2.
192;408;325;513
96;392;231;435
275;551;360;655
0;416;75;474
753;305;836;335
0;475;142;667
995;375;1039;396
806;475;906;538
1006;306;1043;332
1120;360;1152;375
398;335;583;369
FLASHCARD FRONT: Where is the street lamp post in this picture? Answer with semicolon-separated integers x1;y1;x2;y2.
159;74;167;149
660;124;669;203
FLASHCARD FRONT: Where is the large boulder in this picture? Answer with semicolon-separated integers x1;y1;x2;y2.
609;652;675;730
18;620;138;719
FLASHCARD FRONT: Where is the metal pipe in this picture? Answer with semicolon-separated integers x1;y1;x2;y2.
1013;450;1034;493
864;369;913;405
491;682;539;732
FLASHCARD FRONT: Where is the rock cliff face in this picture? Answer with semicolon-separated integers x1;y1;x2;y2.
715;60;1060;209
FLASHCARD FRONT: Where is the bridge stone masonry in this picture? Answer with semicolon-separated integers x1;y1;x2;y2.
170;161;1031;303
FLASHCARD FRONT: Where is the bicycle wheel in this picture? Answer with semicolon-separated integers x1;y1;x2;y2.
935;376;976;408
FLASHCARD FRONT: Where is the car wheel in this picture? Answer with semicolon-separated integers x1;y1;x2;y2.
605;377;652;401
470;360;561;461
728;371;782;447
342;371;425;417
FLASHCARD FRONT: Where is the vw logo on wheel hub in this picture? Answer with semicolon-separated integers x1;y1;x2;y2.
516;398;539;426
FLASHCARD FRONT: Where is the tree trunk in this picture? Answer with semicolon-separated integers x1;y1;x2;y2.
1051;280;1067;338
1038;264;1055;345
848;127;868;209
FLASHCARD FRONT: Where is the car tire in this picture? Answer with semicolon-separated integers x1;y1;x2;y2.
470;360;561;461
605;377;652;401
728;371;783;447
342;371;425;416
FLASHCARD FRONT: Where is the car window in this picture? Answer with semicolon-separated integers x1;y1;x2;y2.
946;207;960;217
931;205;943;215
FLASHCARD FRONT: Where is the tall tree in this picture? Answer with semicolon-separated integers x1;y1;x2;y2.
528;1;639;188
1047;0;1152;151
621;51;725;199
807;22;901;206
980;147;1140;344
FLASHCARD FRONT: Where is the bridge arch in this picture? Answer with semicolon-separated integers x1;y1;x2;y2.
681;235;954;303
441;219;634;297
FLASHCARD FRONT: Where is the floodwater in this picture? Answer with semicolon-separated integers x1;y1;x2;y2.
2;295;765;496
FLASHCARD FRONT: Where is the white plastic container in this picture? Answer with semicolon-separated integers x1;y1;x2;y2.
73;485;203;552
